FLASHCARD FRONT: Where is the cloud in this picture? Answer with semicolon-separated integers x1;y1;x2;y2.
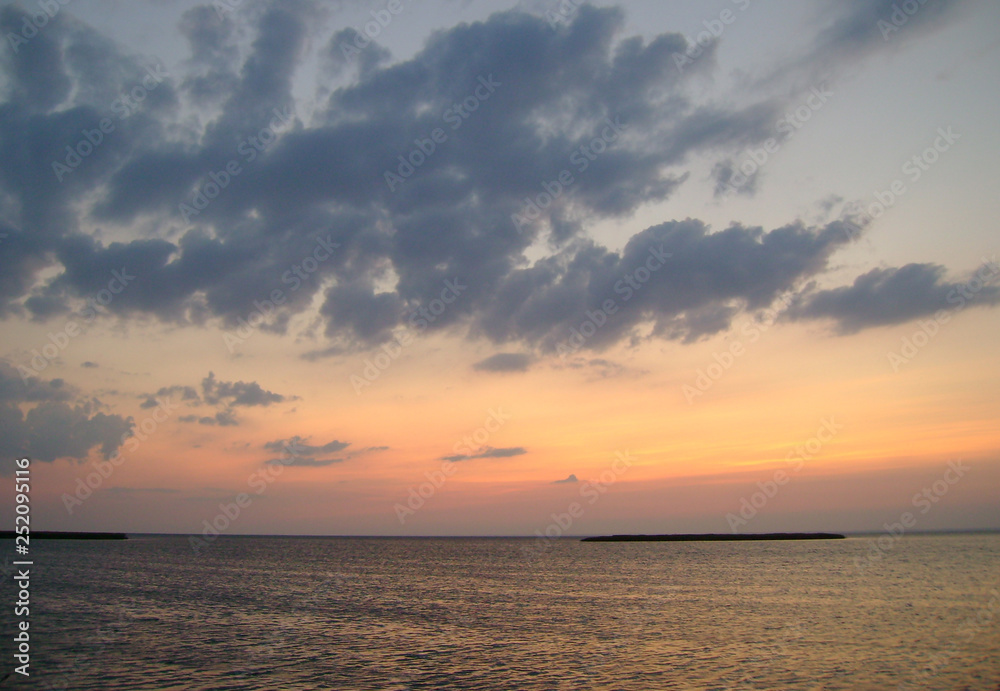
441;446;527;462
263;436;350;455
786;262;1000;333
476;218;858;350
711;159;761;198
0;1;978;358
761;0;972;87
81;361;99;368
473;352;534;372
554;474;579;484
0;362;132;473
573;357;629;379
265;456;343;467
817;0;970;60
261;435;382;468
140;385;199;409
147;373;289;427
197;410;239;427
0;369;75;403
202;372;286;407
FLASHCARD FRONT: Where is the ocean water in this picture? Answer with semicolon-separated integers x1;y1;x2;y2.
2;534;998;690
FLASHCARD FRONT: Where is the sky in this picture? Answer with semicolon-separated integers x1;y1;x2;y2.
0;0;997;537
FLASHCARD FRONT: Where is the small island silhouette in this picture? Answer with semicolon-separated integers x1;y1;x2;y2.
581;532;845;542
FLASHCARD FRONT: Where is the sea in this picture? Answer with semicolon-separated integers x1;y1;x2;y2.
1;533;998;690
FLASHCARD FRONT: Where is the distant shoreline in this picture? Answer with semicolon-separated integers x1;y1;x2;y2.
1;531;127;540
581;533;846;542
3;531;994;540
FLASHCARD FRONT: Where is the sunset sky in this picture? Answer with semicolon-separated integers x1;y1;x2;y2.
1;0;998;536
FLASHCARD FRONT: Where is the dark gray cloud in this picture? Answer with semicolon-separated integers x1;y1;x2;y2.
473;352;534;372
815;0;969;61
263;436;350;455
197;411;239;427
711;158;760;198
0;366;74;403
262;434;383;467
0;5;72;110
265;456;343;467
202;371;285;407
140;385;199;409
476;218;858;350
177;4;240;105
761;0;972;88
785;262;1000;333
554;473;579;484
0;361;132;473
0;0;984;358
561;357;629;379
157;373;288;426
441;446;527;462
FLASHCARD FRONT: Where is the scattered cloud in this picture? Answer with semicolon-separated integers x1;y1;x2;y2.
786;263;1000;333
473;352;534;372
202;372;286;407
140;385;199;409
441;446;527;462
263;436;350;455
261;435;383;468
0;361;132;473
265;456;344;467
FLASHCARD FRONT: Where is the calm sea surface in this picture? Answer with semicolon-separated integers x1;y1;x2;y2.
2;534;998;690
